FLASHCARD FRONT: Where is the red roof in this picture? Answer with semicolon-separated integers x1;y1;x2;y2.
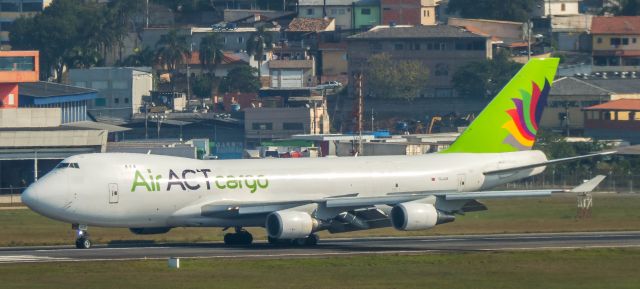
185;51;247;65
584;99;640;111
591;16;640;35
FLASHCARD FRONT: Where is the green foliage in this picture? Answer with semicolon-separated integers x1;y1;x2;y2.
452;50;523;99
191;74;216;99
602;0;640;15
447;0;536;22
363;53;430;101
219;65;260;93
119;47;156;67
9;0;144;81
198;34;224;75
151;0;215;12
246;25;273;78
154;29;191;73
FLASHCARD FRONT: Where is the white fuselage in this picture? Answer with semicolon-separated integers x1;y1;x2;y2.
22;151;547;228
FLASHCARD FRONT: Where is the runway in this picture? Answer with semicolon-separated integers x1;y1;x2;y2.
1;231;640;264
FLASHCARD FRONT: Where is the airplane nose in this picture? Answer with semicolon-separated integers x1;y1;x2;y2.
21;182;41;211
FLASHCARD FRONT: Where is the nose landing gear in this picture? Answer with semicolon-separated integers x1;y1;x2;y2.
73;224;91;249
223;227;253;246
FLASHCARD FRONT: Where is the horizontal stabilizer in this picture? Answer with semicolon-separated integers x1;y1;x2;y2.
484;151;616;175
570;175;606;193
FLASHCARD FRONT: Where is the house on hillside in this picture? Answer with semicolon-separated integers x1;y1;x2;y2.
381;0;439;26
591;16;640;72
347;25;491;98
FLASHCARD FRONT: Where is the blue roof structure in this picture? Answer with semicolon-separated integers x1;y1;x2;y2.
19;81;97;105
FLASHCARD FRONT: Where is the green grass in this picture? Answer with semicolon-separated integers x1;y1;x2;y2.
2;193;640;247
1;249;640;289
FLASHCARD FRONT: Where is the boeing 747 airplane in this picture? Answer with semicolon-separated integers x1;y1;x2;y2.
22;58;611;249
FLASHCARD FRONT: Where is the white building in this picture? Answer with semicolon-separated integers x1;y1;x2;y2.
533;0;582;17
68;67;153;123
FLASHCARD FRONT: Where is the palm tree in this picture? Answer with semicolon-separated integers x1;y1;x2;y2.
120;46;155;67
246;25;273;79
199;33;225;75
155;29;191;74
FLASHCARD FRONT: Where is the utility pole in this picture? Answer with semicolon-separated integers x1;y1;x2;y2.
527;20;532;60
356;73;363;155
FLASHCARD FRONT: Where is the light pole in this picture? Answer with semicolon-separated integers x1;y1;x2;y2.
151;113;166;140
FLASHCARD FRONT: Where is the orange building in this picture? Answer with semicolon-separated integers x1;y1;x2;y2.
0;51;39;109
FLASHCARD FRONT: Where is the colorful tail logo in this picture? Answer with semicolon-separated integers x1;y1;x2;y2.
502;79;551;150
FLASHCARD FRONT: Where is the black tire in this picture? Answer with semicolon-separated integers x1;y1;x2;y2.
223;233;236;246
304;234;319;246
267;236;279;245
77;237;91;249
240;232;253;245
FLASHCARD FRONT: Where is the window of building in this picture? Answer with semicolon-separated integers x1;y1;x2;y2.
238;37;244;43
410;43;420;50
361;8;371;15
114;98;120;104
283;122;304;130
91;81;109;90
338;8;345;15
22;3;43;12
252;122;273;130
611;38;621;46
597;37;602;44
0;56;35;71
0;21;12;32
330;8;337;15
561;3;566;11
124;98;129;104
0;3;20;12
425;42;434;50
112;80;128;89
394;43;404;50
369;42;383;51
435;88;453;98
95;98;106;106
623;38;629;45
634;38;637;44
435;63;449;76
306;8;313;15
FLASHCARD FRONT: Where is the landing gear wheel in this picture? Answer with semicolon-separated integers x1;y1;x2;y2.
75;237;91;249
304;233;319;246
223;229;253;246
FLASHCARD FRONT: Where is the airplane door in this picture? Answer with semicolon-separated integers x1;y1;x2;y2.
457;174;466;192
108;183;119;204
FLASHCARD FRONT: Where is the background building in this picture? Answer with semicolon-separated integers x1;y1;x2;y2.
0;50;38;109
68;67;153;123
591;16;640;72
381;0;439;26
0;0;52;48
347;25;491;98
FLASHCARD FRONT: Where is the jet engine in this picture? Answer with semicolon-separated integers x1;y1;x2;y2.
266;211;319;239
390;203;455;231
129;227;172;235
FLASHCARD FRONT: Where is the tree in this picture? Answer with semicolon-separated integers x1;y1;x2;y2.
219;65;261;93
452;50;522;99
199;33;224;75
363;53;430;101
191;74;216;99
119;46;155;67
8;0;144;81
246;25;273;78
155;29;191;73
604;0;640;15
447;0;536;22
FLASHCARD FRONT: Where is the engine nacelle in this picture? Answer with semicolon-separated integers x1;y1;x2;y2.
129;227;172;235
266;211;319;239
390;203;455;231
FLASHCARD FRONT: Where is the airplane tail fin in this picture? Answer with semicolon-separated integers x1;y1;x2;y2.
443;58;559;153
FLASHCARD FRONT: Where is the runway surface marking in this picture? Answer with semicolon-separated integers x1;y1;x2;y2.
1;231;640;264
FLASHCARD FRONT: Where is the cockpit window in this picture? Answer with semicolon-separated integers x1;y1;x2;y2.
56;162;79;169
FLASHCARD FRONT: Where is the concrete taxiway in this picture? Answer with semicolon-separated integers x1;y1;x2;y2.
1;231;639;264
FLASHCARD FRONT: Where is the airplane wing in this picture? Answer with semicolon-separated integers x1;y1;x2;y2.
201;175;606;217
483;151;616;175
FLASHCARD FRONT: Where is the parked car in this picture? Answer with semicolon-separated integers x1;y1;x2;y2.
316;81;343;89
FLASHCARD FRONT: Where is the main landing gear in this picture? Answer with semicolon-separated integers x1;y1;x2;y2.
268;233;319;246
73;224;91;249
223;227;253;246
